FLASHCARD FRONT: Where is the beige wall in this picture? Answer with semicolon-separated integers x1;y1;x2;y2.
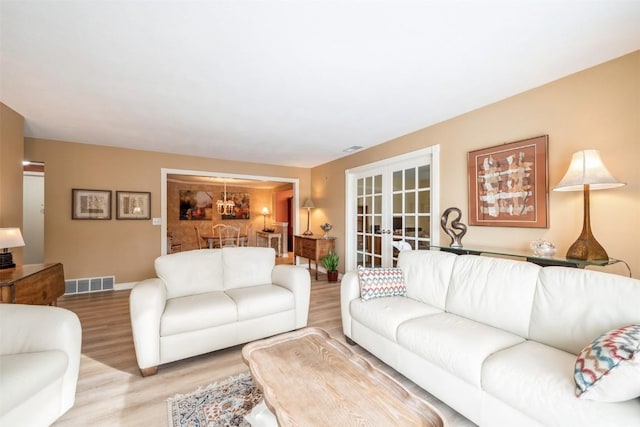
24;139;310;283
0;103;25;265
312;51;639;278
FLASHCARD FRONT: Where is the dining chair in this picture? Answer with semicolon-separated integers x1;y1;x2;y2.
244;223;253;246
193;226;203;249
219;225;240;247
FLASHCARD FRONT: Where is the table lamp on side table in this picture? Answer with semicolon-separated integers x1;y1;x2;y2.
0;228;25;270
302;199;315;236
261;207;270;231
553;149;625;261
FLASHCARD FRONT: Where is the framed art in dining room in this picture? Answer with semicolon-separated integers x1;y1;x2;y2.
72;189;112;219
116;191;151;220
468;135;549;228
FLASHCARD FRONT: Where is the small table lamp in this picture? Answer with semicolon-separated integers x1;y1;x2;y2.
261;207;270;231
302;198;315;236
0;227;25;269
553;149;625;261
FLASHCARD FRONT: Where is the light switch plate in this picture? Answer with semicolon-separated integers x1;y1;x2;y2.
152;217;161;225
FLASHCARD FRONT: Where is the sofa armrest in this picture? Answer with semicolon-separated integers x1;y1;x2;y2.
0;304;82;412
129;278;167;371
272;265;311;328
340;270;360;338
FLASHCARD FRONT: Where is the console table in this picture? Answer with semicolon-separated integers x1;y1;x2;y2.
294;235;336;280
431;245;623;269
0;263;65;305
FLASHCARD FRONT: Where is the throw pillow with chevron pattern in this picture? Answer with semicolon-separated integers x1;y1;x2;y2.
357;266;407;301
574;323;640;402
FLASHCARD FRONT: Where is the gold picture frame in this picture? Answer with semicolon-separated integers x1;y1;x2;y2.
72;189;112;220
116;191;151;220
468;135;548;228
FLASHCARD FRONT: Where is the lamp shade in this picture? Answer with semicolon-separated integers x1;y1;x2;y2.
261;207;270;215
554;149;625;192
0;228;25;249
302;198;315;209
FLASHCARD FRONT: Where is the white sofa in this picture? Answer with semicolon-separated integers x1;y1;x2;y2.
130;247;311;376
0;304;82;427
341;250;640;427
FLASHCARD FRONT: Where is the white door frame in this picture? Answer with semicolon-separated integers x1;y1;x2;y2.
344;145;440;271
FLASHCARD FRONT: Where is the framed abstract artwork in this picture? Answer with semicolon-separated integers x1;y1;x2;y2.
72;189;112;220
116;191;151;220
468;135;549;228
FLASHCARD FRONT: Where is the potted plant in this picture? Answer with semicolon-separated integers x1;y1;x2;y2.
321;250;339;282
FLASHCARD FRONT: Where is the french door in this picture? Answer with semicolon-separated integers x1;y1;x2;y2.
346;146;440;269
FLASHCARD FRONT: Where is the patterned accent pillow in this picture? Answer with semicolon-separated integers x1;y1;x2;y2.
574;324;640;402
357;266;407;301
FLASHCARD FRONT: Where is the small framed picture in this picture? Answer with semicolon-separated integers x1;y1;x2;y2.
116;191;151;220
72;189;112;220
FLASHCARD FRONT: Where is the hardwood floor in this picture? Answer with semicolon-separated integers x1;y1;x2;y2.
54;272;474;426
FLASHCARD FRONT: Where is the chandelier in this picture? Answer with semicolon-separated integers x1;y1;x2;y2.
216;182;235;215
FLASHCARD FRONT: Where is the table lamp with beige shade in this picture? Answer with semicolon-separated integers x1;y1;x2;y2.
553;149;625;262
0;228;25;270
302;198;315;236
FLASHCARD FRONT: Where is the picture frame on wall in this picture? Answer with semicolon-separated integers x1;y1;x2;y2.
72;189;112;220
467;135;549;228
116;191;151;220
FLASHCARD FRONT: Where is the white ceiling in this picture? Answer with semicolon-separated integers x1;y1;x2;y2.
1;1;639;168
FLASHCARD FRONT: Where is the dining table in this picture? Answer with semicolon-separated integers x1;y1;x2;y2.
200;233;248;249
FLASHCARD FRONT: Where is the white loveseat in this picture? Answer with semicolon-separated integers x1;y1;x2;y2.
130;247;311;376
0;304;82;427
341;250;640;426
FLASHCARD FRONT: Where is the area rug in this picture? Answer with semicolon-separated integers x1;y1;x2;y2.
167;372;263;427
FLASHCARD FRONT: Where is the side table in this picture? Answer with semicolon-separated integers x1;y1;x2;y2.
294;235;336;280
256;231;283;256
0;263;65;305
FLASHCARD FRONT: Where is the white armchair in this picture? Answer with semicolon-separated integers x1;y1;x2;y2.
0;304;82;427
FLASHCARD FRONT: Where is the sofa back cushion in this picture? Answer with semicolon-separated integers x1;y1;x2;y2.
222;247;276;290
529;267;640;355
156;249;224;299
397;250;457;310
446;255;540;338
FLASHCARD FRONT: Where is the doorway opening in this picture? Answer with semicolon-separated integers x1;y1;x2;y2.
161;168;299;255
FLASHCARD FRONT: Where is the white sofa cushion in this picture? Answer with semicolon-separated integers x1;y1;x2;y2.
397;250;457;310
397;312;524;387
225;284;294;321
349;296;441;342
446;255;539;338
0;351;68;416
160;291;237;336
156;249;224;299
574;324;640;402
223;247;275;290
482;340;640;426
530;267;640;355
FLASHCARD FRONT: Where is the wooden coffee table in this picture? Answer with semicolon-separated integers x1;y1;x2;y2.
242;327;446;427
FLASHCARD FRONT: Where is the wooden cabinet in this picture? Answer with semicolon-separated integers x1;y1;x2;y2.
294;235;336;280
0;263;65;305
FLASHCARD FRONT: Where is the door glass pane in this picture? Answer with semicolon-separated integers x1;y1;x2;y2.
418;190;430;213
418;216;430;239
357;178;364;196
405;192;416;213
393;170;402;192
393;193;402;214
374;175;382;193
374;194;382;213
405;168;415;190
418;165;430;189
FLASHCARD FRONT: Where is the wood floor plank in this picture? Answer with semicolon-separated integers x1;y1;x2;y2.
54;272;474;426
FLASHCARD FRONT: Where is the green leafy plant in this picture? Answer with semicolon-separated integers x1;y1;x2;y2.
321;250;339;272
